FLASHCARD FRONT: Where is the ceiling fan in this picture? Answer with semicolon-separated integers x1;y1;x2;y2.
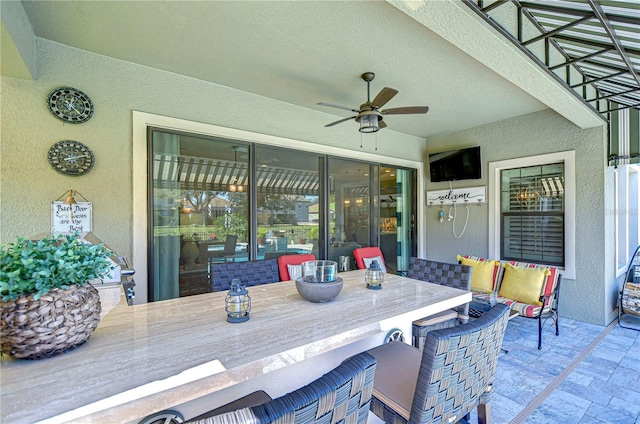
317;72;429;133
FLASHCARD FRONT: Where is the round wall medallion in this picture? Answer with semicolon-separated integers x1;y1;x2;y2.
48;140;95;176
46;86;94;124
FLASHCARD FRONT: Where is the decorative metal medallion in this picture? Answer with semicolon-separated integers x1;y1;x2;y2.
46;86;94;124
47;140;95;176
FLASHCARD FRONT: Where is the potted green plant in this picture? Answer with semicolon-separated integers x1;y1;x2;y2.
0;233;114;360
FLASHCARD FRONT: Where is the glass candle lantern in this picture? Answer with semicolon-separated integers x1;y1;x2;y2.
365;260;384;290
226;278;251;323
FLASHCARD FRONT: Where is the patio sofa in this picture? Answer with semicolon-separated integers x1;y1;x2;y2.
457;255;561;349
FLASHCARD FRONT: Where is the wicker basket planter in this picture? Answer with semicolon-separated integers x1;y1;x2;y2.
1;283;102;360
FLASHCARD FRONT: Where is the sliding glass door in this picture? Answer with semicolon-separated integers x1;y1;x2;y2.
254;145;321;261
328;159;378;268
379;166;416;273
149;130;249;300
148;128;417;301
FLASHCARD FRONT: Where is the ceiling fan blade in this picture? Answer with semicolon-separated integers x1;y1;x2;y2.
378;119;387;129
317;102;360;113
325;116;357;127
371;87;398;109
380;106;429;115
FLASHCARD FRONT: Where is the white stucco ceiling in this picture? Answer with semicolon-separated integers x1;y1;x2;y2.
9;0;604;139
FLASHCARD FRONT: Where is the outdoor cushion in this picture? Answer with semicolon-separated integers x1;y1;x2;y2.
508;260;560;301
457;255;497;293
501;299;543;318
287;264;303;280
363;256;387;273
277;254;316;281
412;309;459;327
498;263;550;306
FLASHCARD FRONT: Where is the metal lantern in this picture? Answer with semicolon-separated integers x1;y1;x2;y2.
226;278;251;323
365;260;384;290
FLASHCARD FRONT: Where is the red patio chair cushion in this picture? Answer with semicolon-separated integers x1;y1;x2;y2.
277;254;316;281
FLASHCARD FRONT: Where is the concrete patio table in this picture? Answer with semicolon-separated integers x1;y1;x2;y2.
0;269;471;424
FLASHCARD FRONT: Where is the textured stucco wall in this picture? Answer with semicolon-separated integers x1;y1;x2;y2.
425;109;612;325
0;38;425;256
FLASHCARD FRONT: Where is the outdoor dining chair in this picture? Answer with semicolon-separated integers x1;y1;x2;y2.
353;246;388;272
353;246;407;275
407;257;473;350
186;351;377;424
207;234;238;264
367;304;510;424
210;258;280;292
277;253;316;281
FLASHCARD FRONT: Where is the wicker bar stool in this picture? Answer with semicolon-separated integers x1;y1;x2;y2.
186;352;377;424
367;304;510;424
407;257;472;350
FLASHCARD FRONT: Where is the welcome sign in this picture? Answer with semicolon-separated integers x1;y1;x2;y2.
426;186;486;206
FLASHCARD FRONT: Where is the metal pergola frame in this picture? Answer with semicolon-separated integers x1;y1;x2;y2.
462;0;640;116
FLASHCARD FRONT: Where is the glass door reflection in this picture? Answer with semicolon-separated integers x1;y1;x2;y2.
328;159;378;268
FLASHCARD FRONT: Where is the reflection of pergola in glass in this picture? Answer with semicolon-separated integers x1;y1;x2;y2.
153;153;320;195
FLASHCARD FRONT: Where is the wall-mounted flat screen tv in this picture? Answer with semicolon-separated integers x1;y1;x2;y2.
429;146;482;182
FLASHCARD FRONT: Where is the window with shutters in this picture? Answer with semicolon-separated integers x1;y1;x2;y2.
500;163;564;266
489;151;575;279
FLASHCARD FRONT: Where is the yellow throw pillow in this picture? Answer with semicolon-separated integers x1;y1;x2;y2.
498;264;550;306
457;255;497;294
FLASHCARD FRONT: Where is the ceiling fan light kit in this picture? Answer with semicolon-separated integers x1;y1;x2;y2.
318;72;429;133
356;111;380;133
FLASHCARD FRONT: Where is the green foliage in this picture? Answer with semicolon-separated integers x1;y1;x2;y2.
0;234;114;301
308;226;319;241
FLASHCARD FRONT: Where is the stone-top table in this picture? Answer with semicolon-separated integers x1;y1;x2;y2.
0;270;470;424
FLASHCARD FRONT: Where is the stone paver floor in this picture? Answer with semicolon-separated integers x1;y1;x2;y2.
469;314;640;424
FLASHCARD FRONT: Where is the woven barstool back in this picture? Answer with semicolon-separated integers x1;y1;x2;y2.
210;259;280;292
189;352;377;424
368;304;510;424
407;258;473;350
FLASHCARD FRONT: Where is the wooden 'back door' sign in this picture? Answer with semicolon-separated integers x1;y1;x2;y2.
51;202;92;233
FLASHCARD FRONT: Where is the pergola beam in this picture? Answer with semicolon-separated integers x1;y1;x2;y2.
549;48;611;71
523;14;593;46
588;0;640;89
